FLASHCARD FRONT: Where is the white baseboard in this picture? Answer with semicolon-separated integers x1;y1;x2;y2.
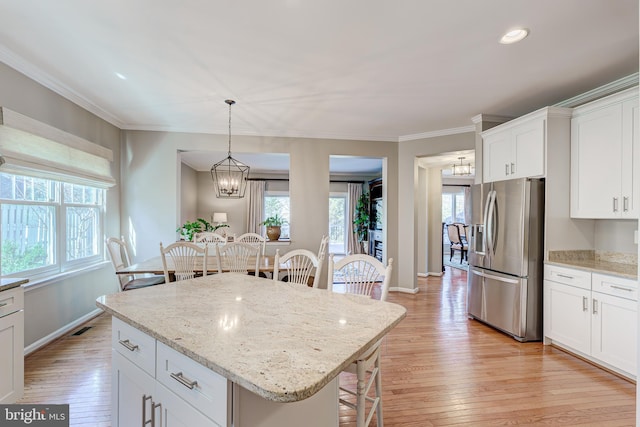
390;286;420;294
427;271;444;277
24;308;104;356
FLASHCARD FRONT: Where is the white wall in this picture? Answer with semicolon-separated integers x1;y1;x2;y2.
0;62;121;348
397;132;476;291
594;219;638;254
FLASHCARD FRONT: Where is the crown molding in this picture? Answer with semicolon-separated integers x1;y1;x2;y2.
554;72;639;108
470;114;513;124
0;44;126;129
398;124;475;142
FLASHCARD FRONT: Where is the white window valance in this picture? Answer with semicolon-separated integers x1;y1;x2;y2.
0;107;115;188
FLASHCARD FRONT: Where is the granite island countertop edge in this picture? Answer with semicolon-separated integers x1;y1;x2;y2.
96;274;407;403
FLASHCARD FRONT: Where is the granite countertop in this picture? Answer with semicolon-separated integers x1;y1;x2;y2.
547;250;638;280
0;278;29;292
96;273;406;403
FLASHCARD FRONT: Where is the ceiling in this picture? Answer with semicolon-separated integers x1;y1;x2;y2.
0;1;637;145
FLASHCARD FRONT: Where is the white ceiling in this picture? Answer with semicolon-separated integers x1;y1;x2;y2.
0;0;637;145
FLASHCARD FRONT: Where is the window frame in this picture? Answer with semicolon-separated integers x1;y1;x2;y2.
0;173;106;280
329;191;349;255
263;190;291;239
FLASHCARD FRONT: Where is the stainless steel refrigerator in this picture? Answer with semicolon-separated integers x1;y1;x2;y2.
467;178;544;342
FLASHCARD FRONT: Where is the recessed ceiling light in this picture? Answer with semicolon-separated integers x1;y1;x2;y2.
115;72;127;80
500;28;529;44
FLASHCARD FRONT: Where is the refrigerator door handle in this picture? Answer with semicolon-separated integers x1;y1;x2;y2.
486;190;497;257
481;189;492;255
471;269;520;284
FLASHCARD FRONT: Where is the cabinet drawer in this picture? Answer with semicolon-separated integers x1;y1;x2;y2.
544;264;591;290
112;317;156;376
0;287;24;318
156;341;229;426
592;273;638;301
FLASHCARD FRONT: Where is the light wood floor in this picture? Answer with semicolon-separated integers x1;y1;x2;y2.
20;268;636;426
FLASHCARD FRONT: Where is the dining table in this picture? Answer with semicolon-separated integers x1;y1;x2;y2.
117;254;277;277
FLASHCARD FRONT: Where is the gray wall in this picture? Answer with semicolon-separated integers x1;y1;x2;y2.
398;132;476;291
0;62;121;349
121;130;399;284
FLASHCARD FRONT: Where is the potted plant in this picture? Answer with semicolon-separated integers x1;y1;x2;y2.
260;214;287;241
353;192;370;254
176;217;229;241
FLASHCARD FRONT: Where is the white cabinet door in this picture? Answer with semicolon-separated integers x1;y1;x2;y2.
591;291;637;376
544;280;591;355
570;102;623;218
620;97;639;218
112;350;156;427
154;382;219;427
511;119;544;179
484;131;512;182
0;311;24;404
483;115;546;183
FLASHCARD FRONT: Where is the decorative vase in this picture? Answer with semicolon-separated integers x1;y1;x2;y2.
266;226;281;241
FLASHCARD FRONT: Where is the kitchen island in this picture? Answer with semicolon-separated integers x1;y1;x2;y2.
97;272;406;426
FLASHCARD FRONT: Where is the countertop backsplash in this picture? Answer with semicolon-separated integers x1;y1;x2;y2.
547;250;638;280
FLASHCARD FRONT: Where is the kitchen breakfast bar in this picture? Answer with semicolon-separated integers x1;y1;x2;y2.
96;273;406;426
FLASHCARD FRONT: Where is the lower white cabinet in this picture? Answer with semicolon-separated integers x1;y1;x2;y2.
111;317;339;427
0;286;24;404
544;264;638;378
111;317;227;427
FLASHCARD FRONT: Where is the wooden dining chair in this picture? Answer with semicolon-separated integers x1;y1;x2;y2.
106;237;165;291
235;233;266;256
273;248;324;288
215;242;260;276
159;241;208;283
327;253;393;427
446;223;468;263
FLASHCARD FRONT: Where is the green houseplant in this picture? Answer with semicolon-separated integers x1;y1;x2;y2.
177;217;229;241
353;192;370;253
260;214;287;241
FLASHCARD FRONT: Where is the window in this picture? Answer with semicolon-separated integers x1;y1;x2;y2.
264;191;290;238
329;193;348;255
442;188;466;225
0;173;104;277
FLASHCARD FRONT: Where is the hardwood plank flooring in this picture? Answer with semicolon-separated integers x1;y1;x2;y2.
19;268;636;426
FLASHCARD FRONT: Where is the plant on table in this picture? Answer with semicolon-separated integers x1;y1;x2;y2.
177;218;229;241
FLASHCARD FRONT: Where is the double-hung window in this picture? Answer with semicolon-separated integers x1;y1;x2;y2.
263;191;290;239
0;173;105;278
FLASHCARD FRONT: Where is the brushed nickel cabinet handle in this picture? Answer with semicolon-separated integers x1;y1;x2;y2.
142;394;152;427
510;162;515;174
592;299;598;315
613;197;619;212
582;296;588;312
170;371;198;390
152;402;161;427
610;285;633;292
118;339;139;352
505;164;509;176
0;302;7;308
556;274;574;280
623;196;629;212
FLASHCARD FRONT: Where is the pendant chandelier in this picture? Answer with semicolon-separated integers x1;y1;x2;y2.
211;99;250;198
452;157;474;176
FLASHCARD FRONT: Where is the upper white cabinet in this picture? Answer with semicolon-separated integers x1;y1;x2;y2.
482;107;571;183
570;87;639;218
